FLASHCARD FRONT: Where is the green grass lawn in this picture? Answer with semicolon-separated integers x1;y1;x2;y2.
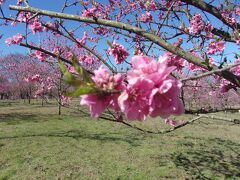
0;100;239;179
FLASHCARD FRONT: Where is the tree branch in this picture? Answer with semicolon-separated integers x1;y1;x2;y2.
9;5;240;86
181;62;240;82
182;0;240;29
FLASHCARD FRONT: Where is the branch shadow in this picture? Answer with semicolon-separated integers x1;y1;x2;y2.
0;112;89;125
0;130;143;147
172;137;240;179
0;113;49;124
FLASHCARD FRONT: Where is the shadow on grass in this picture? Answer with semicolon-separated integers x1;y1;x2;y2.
0;112;89;125
0;113;42;124
0;130;142;147
172;137;240;179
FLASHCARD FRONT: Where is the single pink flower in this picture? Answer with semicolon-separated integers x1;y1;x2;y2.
149;79;184;118
118;78;155;121
0;0;5;5
165;118;178;127
5;38;13;45
12;34;23;44
5;34;24;45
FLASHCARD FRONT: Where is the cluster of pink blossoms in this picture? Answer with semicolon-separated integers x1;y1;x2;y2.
80;56;184;121
204;23;214;38
60;94;72;106
0;0;5;5
82;6;98;17
29;18;43;34
24;74;41;83
34;50;48;62
189;14;204;35
140;12;153;22
5;34;24;45
160;38;185;71
145;0;156;10
207;41;225;55
108;41;129;64
236;7;240;16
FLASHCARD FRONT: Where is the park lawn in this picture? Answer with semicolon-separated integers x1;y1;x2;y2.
0;100;239;179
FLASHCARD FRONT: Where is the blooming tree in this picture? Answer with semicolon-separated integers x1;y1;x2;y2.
0;54;53;101
0;0;240;129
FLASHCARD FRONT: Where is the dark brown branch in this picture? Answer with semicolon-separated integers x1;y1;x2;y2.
20;43;73;65
185;106;240;114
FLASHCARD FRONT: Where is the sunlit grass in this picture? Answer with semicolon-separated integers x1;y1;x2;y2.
0;100;239;179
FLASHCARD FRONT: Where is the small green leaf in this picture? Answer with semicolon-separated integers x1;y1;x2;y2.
107;40;113;48
71;55;95;85
59;58;97;97
59;61;74;81
80;0;85;6
205;55;210;67
72;55;83;75
66;86;98;97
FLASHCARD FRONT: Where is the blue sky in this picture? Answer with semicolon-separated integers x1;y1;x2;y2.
0;0;239;66
0;0;72;54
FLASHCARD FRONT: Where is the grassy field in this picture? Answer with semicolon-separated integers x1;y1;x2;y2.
0;100;239;179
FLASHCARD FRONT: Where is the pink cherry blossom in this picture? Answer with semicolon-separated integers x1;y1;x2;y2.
25;74;41;83
5;38;13;45
236;7;240;16
60;95;72;106
17;12;27;22
0;0;5;5
223;15;236;26
149;78;184;118
108;41;129;64
77;32;89;45
5;34;24;45
34;50;48;62
204;22;214;38
12;34;24;44
165;118;185;127
119;55;184;120
140;12;153;22
145;1;156;10
80;66;125;118
118;78;155;120
165;118;178;127
82;6;98;17
29;18;43;34
207;41;225;55
81;94;113;118
189;14;204;34
17;0;24;5
161;52;185;71
43;22;59;32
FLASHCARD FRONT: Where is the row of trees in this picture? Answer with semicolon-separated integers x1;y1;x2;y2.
0;54;57;101
0;52;239;113
0;0;239;123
